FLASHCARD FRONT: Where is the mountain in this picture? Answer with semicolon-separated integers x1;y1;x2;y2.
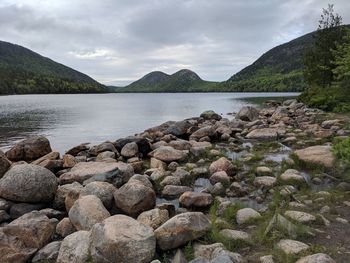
0;40;107;94
118;69;218;92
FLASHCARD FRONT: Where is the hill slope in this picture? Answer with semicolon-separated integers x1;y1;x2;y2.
118;69;218;92
0;40;107;94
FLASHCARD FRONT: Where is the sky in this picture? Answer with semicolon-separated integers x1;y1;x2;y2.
0;0;349;86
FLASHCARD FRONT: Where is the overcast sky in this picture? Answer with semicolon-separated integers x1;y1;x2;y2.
0;0;349;86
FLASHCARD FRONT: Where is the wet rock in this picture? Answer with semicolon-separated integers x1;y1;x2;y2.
179;191;213;208
5;136;52;162
155;212;210;250
209;157;236;176
236;208;261;224
32;241;61;263
254;176;277;188
56;231;91;263
149;146;188;162
91;215;156;263
0;164;58;203
284;210;316;223
114;180;156;217
276;239;309;255
60;161;133;187
121;142;139;158
236;106;259;122
56;217;75;238
294;145;335;168
246;128;284;140
295;253;335;263
80;181;116;209
69;195;110;231
137;208;169;229
0;211;56;263
162;185;192;199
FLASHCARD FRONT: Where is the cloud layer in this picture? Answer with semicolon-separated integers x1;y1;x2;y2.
1;0;349;86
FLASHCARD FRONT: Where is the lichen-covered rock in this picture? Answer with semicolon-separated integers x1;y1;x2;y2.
56;231;91;263
5;136;52;162
90;215;156;263
137;208;169;229
0;164;58;203
69;195;110;231
154;212;211;250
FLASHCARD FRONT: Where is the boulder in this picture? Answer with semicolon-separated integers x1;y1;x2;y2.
88;142;118;156
62;154;78;168
236;106;259;121
0;164;58;203
137;208;169;229
56;231;91;263
65;143;90;156
295;253;335;263
0;211;56;263
276;239;309;255
90;215;156;263
32;241;61;263
114;180;156;217
121;142;139;158
0;150;11;178
80;181;116;209
154;212;211;250
179;191;213;208
210;171;230;185
294;145;335;168
69;195;110;231
59;161;133;186
5;136;52;162
149;146;188;162
246;128;283;140
209;157;236;176
220;229;250;242
9;202;46;219
236;208;261;224
53;182;84;210
32;151;60;165
190;126;216;140
256;166;272;176
284;210;316;223
253;176;277;188
166;120;192;136
56;217;75;238
200;110;222;120
279;169;305;184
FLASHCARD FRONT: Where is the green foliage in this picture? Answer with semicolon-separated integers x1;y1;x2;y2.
333;137;350;164
300;5;350;112
0;41;107;94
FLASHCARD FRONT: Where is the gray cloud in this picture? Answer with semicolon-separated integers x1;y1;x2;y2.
0;0;349;86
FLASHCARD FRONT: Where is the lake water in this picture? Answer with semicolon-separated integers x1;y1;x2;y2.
0;93;298;153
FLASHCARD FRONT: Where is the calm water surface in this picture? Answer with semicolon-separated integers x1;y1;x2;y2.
0;93;298;153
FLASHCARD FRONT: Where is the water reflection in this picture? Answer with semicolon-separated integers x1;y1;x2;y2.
0;93;298;153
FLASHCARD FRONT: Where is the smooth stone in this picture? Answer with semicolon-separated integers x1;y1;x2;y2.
284;210;316;223
276;239;309;255
236;208;261;225
294;145;335;168
179;191;213;208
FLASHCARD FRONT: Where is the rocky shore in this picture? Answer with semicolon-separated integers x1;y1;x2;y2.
0;99;349;263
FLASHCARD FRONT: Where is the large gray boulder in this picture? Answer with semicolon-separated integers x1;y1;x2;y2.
68;195;110;231
0;211;56;263
80;181;116;209
90;215;156;263
5;136;52;162
0;164;58;203
59;161;133;186
236;106;259;122
114;180;156;217
56;231;91;263
149;146;188;162
154;212;211;250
